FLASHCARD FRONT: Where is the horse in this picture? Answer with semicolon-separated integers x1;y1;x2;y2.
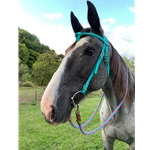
40;1;135;150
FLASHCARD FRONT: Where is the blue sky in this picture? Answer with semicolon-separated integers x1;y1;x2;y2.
19;0;135;57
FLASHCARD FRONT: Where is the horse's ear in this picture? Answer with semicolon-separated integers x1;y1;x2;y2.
87;1;104;36
70;11;83;33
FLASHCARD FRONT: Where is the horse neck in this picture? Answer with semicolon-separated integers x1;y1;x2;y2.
102;46;135;116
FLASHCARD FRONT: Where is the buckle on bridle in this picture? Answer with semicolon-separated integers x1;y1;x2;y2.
75;105;81;125
71;92;82;125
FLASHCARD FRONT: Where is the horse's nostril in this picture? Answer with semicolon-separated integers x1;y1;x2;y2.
50;105;57;121
43;105;58;123
41;105;58;124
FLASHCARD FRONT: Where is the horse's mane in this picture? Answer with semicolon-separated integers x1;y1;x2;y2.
110;43;135;107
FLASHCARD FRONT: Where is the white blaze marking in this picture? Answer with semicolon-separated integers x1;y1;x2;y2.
73;37;90;50
52;37;89;96
41;37;89;113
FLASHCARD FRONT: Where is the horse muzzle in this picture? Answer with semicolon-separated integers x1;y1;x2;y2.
41;103;70;125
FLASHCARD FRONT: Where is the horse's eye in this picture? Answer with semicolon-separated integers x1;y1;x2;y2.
84;48;95;56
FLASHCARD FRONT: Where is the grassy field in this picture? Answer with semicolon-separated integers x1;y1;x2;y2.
19;87;129;150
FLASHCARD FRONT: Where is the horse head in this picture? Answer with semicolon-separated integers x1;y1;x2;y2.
41;1;112;125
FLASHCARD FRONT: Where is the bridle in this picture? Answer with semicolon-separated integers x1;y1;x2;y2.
71;32;110;107
69;31;129;135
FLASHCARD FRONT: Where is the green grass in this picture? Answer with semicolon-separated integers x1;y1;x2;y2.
19;87;129;150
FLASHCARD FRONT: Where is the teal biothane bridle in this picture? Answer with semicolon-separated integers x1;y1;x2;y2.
71;31;110;106
78;32;110;94
69;31;129;135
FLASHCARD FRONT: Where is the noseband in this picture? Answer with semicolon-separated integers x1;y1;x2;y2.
71;32;110;106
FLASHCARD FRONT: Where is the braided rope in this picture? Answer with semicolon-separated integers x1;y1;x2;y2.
69;93;104;128
69;67;129;135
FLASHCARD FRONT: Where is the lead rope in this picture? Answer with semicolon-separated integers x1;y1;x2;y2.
69;67;129;135
69;93;104;129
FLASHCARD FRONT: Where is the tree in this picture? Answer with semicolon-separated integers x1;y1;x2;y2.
26;49;39;68
19;43;29;64
18;28;64;85
32;52;60;86
57;54;64;61
122;56;135;73
19;63;29;80
19;28;51;54
41;44;51;53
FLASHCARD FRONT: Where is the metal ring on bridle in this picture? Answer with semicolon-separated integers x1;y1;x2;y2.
71;91;84;107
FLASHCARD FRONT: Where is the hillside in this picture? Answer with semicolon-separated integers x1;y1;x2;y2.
18;28;64;86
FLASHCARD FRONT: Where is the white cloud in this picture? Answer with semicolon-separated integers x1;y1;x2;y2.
19;11;134;57
128;6;135;13
73;21;135;57
102;18;117;24
43;12;63;20
82;23;90;28
19;11;74;54
102;23;135;57
100;17;134;57
39;25;75;54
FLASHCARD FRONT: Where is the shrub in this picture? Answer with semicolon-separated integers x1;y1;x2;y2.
20;73;32;82
22;81;34;87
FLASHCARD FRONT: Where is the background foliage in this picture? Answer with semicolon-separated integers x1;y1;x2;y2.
18;28;64;86
18;28;134;86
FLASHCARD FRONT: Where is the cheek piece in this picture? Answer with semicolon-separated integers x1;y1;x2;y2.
71;31;109;107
